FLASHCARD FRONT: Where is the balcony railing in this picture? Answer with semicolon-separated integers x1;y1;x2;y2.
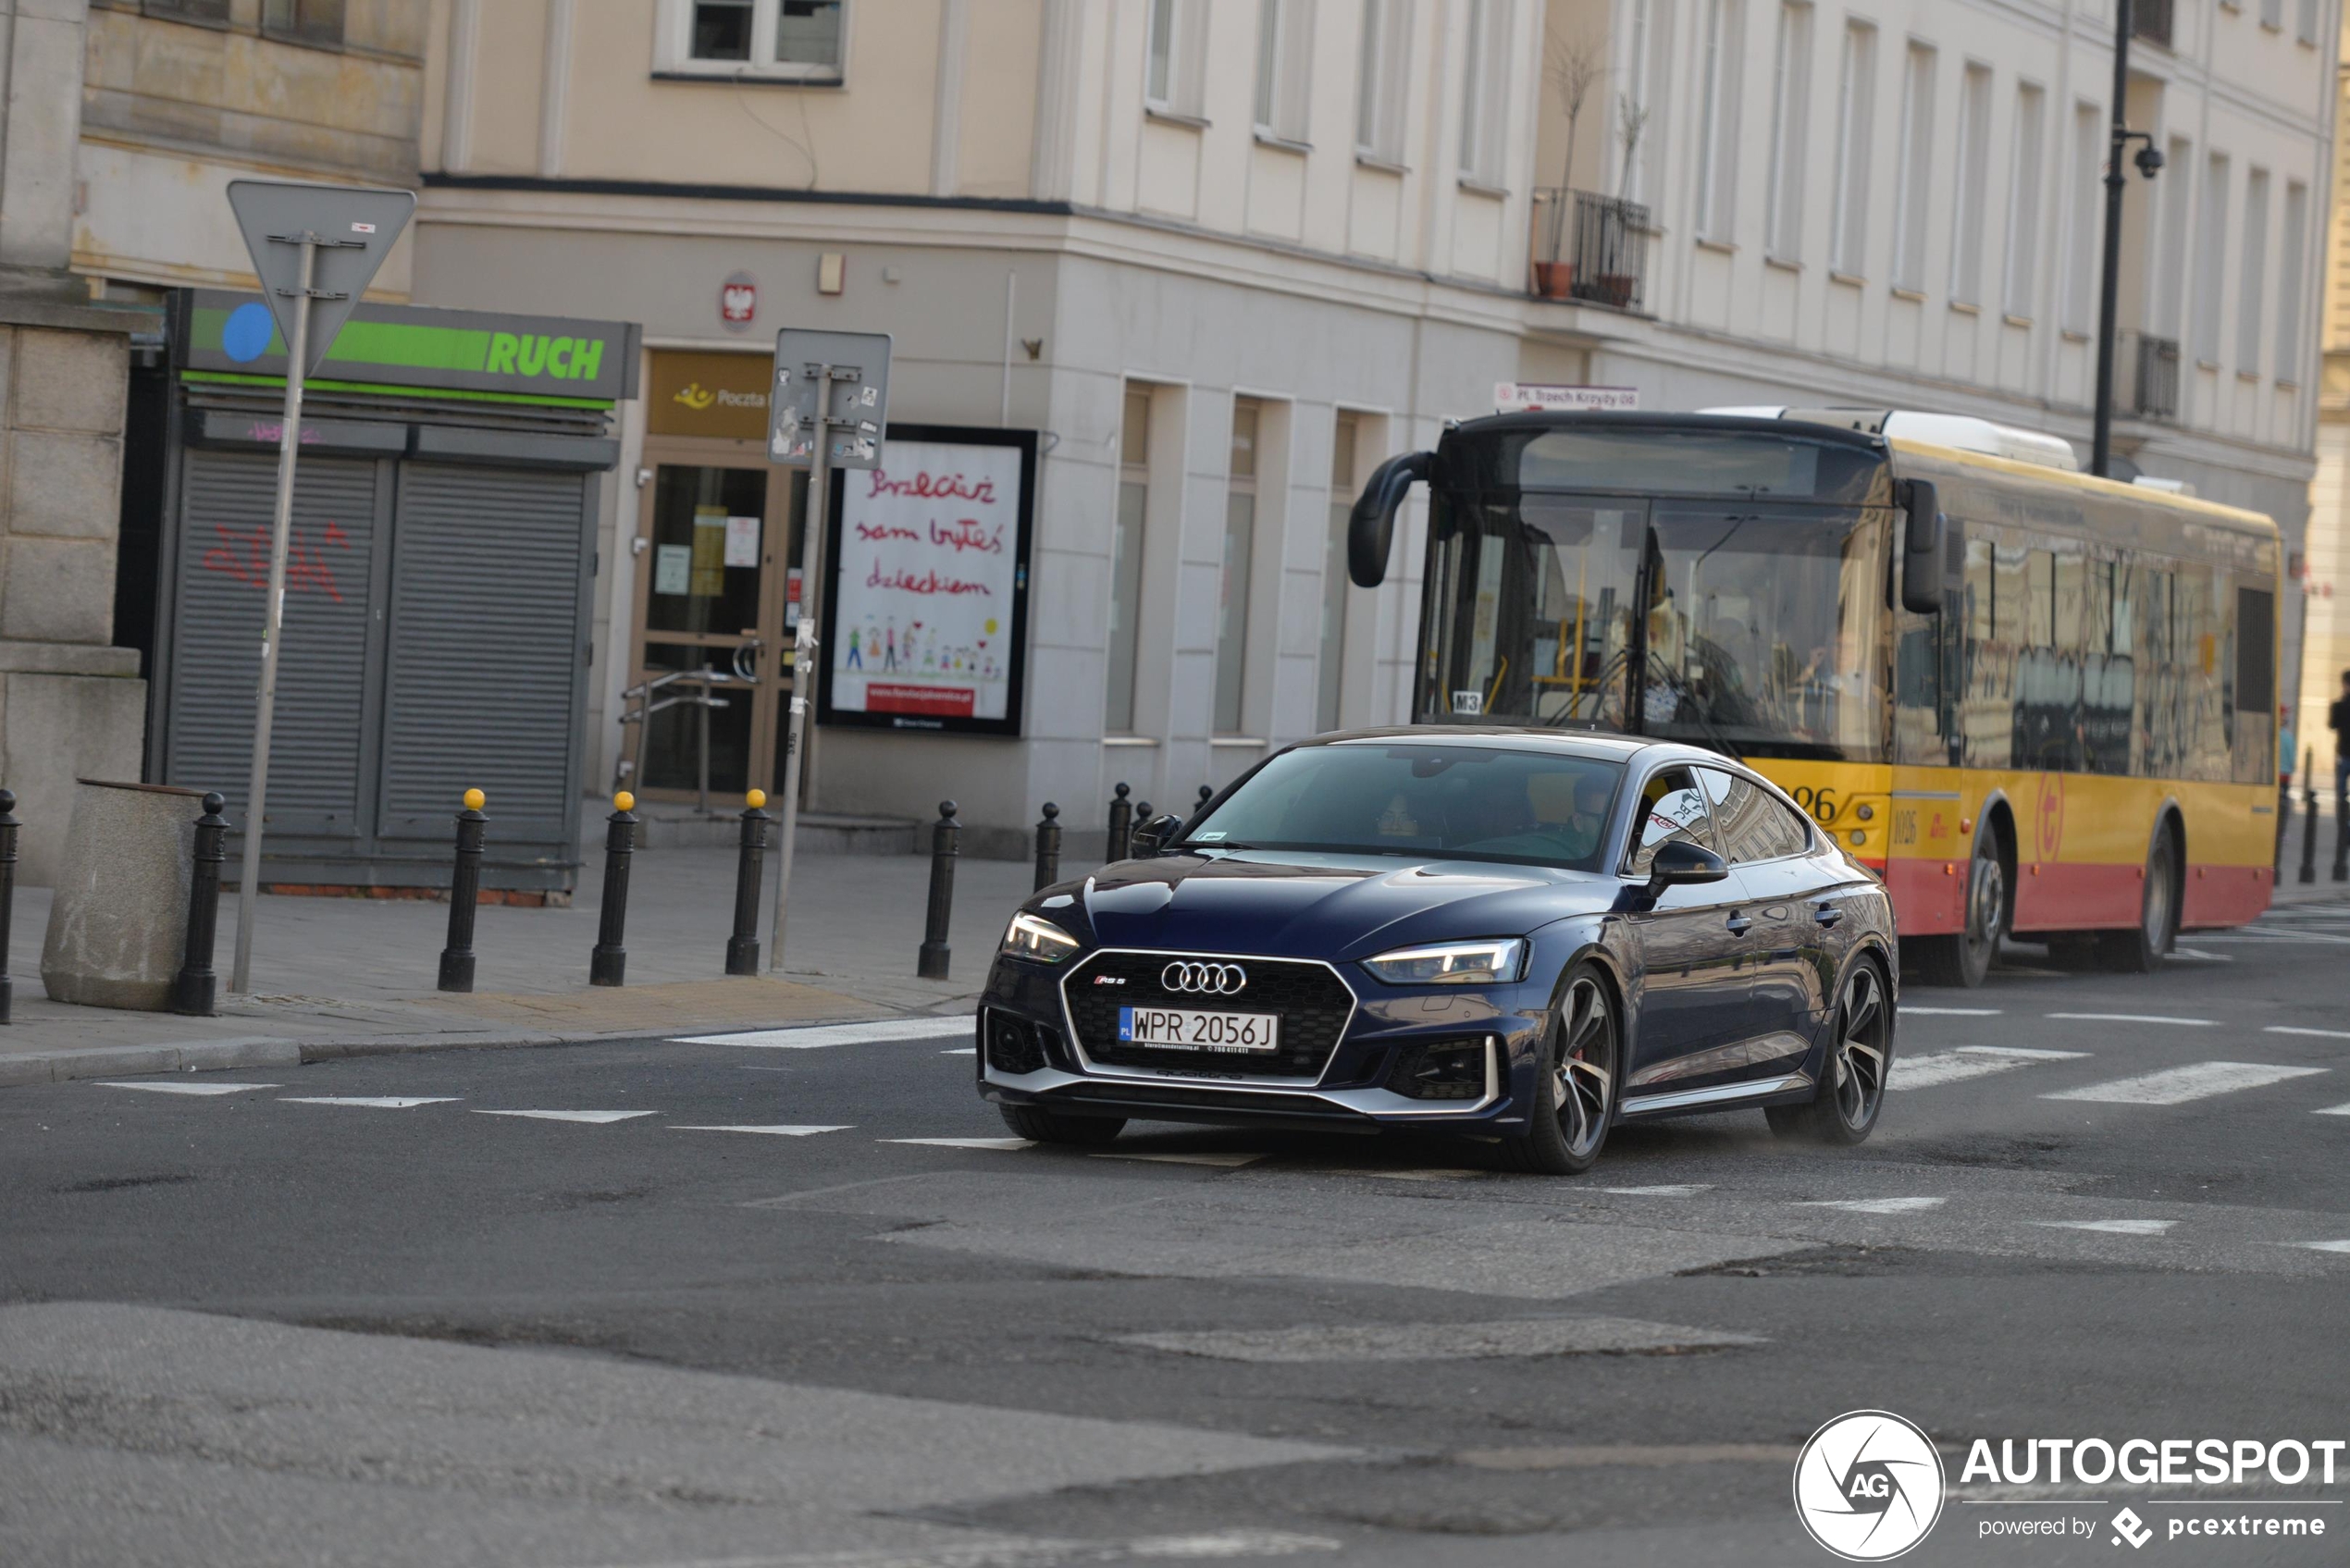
2126;331;2180;421
2132;0;2174;48
1530;188;1650;313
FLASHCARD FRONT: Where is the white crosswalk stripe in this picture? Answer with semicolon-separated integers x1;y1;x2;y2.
469;1109;660;1125
2033;1219;2175;1235
884;1137;1034;1150
669;1124;853;1136
1798;1196;1945;1214
2045;1012;2214;1027
94;1081;280;1096
2042;1062;2327;1105
673;1018;972;1049
279;1096;460;1109
1892;1046;2086;1091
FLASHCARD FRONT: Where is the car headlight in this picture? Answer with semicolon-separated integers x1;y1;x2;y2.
1000;911;1081;963
1362;939;1526;985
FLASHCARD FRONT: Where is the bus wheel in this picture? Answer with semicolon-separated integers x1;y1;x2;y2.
2098;828;2179;974
1914;836;2003;988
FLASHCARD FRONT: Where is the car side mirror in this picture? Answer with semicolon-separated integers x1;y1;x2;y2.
1129;812;1184;858
1646;838;1729;894
1899;478;1945;615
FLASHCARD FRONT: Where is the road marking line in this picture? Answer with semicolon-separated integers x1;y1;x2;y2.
1301;1167;1488;1181
883;1137;1034;1150
278;1096;460;1109
941;1047;976;1056
1090;1150;1268;1167
2269;1025;2350;1041
669;1124;853;1137
2045;1012;2215;1026
2033;1219;2176;1235
1602;1183;1714;1196
2042;1062;2328;1105
2315;1104;2350;1117
93;1081;280;1095
672;1018;971;1049
1901;1006;2004;1016
1118;1316;1765;1364
1894;1047;2087;1091
1798;1196;1946;1214
2290;1240;2350;1253
469;1109;659;1124
2170;947;2232;962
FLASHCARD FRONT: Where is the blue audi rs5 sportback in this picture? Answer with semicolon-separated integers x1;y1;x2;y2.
976;729;1898;1174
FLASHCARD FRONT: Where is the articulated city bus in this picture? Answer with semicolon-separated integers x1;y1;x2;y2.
1346;410;2282;986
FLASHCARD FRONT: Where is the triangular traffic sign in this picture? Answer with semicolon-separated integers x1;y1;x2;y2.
225;180;415;377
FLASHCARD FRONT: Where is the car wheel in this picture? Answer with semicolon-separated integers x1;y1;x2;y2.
1767;958;1890;1146
998;1105;1127;1145
1498;963;1617;1176
2096;826;2178;974
1913;833;2002;988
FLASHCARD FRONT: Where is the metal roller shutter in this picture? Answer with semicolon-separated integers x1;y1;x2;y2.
377;463;588;843
164;449;379;834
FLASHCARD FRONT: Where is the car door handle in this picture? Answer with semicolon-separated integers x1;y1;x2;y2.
1725;913;1753;935
1813;905;1845;927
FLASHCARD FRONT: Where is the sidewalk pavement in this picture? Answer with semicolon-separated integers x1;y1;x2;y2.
0;844;1044;1088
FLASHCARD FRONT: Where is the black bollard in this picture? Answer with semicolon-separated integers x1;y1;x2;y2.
170;792;229;1017
1033;801;1062;892
590;791;637;986
1107;782;1132;862
727;789;773;976
439;788;488;994
2333;772;2348;883
2299;759;2319;885
0;788;15;1026
917;800;959;979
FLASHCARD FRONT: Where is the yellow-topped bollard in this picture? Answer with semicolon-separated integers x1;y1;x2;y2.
727;786;774;974
746;788;767;809
462;787;485;811
613;790;636;813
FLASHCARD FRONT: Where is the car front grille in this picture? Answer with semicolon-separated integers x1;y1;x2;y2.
1061;950;1354;1080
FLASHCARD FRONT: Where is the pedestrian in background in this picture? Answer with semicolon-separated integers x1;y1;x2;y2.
2333;671;2350;805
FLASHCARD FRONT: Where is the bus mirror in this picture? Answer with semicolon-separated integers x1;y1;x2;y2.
1901;479;1945;614
1348;451;1432;588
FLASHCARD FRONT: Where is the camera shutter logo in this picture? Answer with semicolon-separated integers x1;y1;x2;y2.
1792;1410;1945;1561
1161;962;1247;995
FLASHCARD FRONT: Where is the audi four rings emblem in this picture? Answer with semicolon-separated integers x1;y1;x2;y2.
1162;961;1248;994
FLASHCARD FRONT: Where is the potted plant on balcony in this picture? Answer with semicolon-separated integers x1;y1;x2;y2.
1534;34;1603;300
1589;94;1651;309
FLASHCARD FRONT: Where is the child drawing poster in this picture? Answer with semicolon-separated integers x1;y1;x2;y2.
821;428;1035;736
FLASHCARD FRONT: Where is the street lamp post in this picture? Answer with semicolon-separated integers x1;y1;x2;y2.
2091;0;2163;479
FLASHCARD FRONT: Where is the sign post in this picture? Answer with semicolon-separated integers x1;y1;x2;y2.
765;328;891;971
221;179;414;994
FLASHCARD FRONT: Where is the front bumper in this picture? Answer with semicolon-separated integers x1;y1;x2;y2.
975;947;1554;1134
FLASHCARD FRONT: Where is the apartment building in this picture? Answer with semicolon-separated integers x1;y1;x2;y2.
2302;6;2350;786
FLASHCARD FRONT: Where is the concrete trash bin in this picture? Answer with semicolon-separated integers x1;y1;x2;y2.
40;779;205;1011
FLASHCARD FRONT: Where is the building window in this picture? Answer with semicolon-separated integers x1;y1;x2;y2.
1147;0;1208;117
663;1;846;81
1949;62;1992;304
2258;0;2282;28
2239;167;2270;375
1107;389;1153;735
1217;401;1262;735
1763;2;1812;263
1890;42;1936;291
144;0;233;24
2276;179;2308;382
1255;0;1315;144
1319;414;1359;734
1693;0;1746;241
2062;101;2101;333
1619;0;1656;204
2298;0;2319;44
262;0;343;47
1355;0;1412;163
2003;81;2045;316
1829;20;1876;276
1457;0;1511;187
2193;153;2230;364
2151;135;2194;337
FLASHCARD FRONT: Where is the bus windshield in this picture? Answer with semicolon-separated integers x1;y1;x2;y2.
1422;492;1890;760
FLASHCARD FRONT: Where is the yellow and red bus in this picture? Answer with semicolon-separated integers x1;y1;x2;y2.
1346;409;2282;986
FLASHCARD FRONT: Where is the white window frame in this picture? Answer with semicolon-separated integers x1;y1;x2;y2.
2002;80;2046;318
1693;0;1746;242
654;0;848;83
1829;19;1876;277
1255;0;1316;146
1354;0;1413;165
1890;40;1936;291
2193;152;2231;365
2276;179;2308;383
1949;60;1991;304
1146;0;1209;119
2238;166;2270;375
1457;0;1512;189
2061;100;2101;334
2151;134;2193;339
1764;2;1812;263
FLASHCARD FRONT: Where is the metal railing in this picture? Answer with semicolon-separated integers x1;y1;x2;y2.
2126;331;2180;421
1528;189;1650;313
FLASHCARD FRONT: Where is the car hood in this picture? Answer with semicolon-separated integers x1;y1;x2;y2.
1068;850;1623;961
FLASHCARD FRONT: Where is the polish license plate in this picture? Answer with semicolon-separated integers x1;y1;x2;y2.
1118;1006;1280;1053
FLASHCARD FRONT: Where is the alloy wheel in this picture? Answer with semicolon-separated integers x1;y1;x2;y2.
1555;975;1616;1159
1830;965;1888;1130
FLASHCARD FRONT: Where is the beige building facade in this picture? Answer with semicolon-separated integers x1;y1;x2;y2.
2302;8;2350;789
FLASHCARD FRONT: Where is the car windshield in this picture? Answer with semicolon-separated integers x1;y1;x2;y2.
1181;744;1626;870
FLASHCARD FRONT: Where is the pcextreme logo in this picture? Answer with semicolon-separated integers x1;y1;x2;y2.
1794;1410;1947;1561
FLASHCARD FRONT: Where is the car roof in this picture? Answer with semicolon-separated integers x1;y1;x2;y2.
1307;725;1729;770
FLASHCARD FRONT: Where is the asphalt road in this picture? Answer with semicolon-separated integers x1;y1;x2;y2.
5;900;2348;1568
